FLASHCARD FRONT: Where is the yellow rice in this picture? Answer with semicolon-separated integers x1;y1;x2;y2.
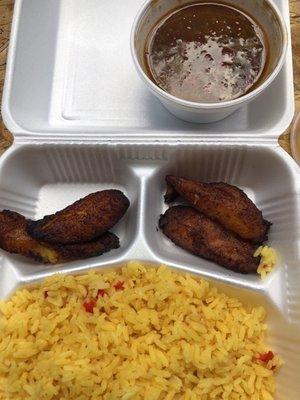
0;262;281;400
255;246;278;279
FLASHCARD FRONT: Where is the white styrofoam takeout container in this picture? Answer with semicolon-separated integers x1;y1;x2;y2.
131;0;288;123
0;1;299;399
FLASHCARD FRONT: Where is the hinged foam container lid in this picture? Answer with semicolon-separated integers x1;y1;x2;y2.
1;0;295;144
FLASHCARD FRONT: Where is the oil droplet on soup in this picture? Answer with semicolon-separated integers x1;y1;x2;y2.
145;2;267;103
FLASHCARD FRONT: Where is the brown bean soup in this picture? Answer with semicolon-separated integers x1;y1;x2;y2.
145;2;268;103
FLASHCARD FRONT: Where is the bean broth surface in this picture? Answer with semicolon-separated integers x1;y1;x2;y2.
145;2;267;103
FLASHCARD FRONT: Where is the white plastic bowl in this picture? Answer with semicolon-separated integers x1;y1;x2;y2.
131;0;288;123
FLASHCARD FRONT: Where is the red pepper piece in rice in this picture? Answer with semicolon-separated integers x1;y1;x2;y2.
113;281;124;291
83;300;97;313
96;289;107;298
259;351;274;363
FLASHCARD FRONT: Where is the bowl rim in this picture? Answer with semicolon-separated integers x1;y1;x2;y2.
130;0;288;110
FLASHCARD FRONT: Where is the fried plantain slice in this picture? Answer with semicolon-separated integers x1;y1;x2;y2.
27;190;129;244
165;175;270;244
52;233;119;262
0;210;119;264
159;206;260;273
164;182;179;203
